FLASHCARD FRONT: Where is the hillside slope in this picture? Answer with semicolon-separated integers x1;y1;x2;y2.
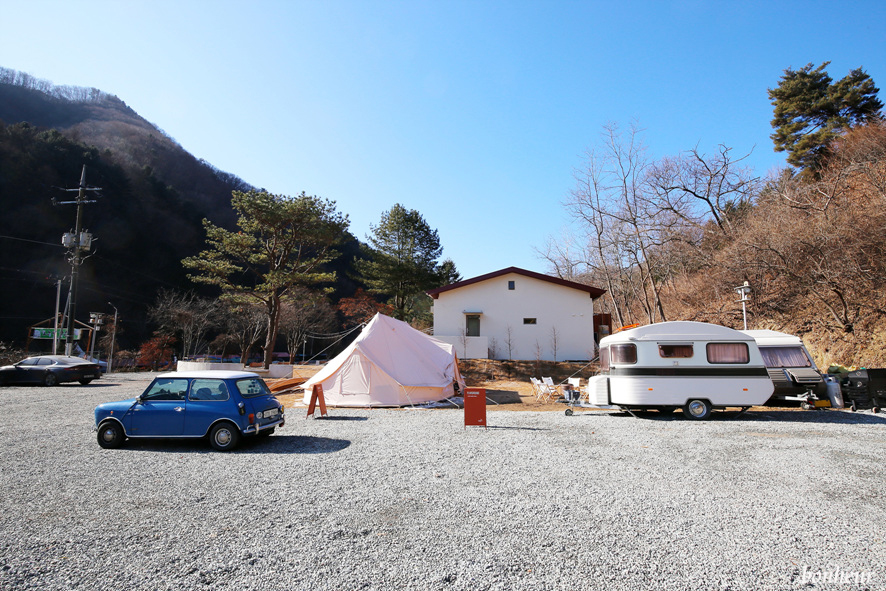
0;69;368;350
0;70;251;347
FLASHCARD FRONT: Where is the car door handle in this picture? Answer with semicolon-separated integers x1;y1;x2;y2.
174;406;184;412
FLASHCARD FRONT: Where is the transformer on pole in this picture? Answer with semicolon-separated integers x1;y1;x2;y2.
54;165;100;356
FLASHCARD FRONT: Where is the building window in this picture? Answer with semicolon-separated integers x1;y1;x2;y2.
466;315;480;337
523;318;537;325
508;280;515;290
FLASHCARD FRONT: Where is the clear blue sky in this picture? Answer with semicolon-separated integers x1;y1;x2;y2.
3;0;884;280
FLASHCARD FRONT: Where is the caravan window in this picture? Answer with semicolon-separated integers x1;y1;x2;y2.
659;344;693;358
759;346;812;368
706;342;749;364
610;344;637;364
600;347;610;372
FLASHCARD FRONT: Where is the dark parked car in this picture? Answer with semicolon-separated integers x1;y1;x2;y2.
0;355;102;386
94;371;285;451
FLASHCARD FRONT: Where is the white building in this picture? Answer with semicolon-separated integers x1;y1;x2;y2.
426;267;606;361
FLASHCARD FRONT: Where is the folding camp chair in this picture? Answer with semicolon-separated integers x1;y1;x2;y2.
541;377;559;403
530;377;547;402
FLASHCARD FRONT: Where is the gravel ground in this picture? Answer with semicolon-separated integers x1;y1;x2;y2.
1;373;885;590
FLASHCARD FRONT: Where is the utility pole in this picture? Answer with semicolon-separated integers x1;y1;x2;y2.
52;277;62;355
107;302;118;373
55;165;100;356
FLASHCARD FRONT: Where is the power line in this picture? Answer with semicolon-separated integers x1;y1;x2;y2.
0;234;65;248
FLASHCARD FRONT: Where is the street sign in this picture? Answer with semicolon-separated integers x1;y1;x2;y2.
32;328;81;340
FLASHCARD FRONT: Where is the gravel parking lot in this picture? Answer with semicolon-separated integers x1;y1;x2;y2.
1;373;885;590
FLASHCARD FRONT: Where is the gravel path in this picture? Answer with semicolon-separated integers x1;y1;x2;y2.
1;373;885;590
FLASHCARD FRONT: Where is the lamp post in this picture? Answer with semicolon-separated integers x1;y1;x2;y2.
734;281;753;330
107;302;118;373
88;312;104;360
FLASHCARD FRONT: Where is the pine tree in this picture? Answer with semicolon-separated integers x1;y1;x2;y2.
183;190;348;368
356;204;455;321
769;62;883;174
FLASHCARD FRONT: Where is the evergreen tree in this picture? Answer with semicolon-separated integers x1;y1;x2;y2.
356;204;456;321
183;190;348;368
769;62;883;174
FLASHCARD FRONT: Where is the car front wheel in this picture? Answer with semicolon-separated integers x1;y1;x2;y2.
97;421;125;449
43;372;59;387
209;422;240;451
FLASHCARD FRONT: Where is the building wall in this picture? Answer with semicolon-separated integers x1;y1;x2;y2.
434;336;489;360
431;272;596;361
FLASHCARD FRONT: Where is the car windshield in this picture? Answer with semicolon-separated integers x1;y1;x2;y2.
142;378;189;400
235;378;271;398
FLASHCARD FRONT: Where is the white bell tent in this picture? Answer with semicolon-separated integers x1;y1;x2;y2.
302;313;465;407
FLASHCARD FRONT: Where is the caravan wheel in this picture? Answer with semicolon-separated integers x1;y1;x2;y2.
682;399;712;420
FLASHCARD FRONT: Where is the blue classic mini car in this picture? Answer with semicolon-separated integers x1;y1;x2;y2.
94;371;285;451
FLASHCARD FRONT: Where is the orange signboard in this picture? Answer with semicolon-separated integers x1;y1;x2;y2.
464;387;487;429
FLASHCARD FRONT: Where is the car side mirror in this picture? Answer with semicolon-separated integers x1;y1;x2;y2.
135;396;144;404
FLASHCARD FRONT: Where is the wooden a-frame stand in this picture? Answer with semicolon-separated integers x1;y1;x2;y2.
306;383;328;418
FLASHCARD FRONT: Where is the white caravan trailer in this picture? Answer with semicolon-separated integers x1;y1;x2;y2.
586;321;773;419
740;329;828;405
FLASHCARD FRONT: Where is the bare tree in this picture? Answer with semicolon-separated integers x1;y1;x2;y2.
504;325;516;361
729;159;886;334
551;124;761;326
148;289;219;359
831;120;886;202
458;329;468;359
278;288;337;363
562;123;676;324
648;144;760;237
549;326;560;362
224;303;266;365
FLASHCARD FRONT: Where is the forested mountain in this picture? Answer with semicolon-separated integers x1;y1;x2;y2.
0;68;364;349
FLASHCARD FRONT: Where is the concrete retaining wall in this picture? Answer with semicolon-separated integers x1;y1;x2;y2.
175;361;294;379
